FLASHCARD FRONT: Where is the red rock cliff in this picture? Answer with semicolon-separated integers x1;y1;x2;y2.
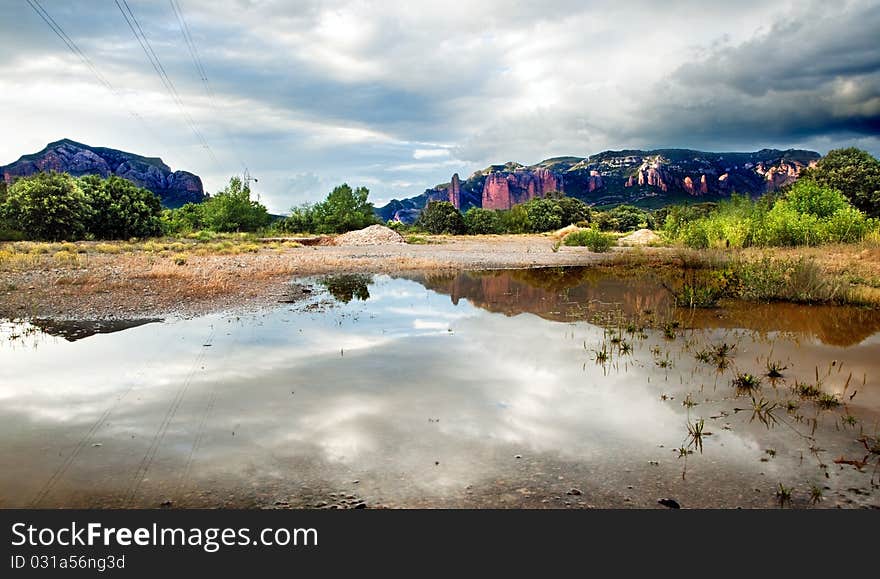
481;168;562;210
447;173;461;209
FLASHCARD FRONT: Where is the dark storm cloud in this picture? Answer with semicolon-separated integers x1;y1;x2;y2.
632;0;880;151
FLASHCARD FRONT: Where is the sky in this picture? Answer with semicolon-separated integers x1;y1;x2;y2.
0;0;878;213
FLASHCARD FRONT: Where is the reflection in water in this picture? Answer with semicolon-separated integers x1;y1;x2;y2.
0;271;878;509
320;274;373;303
31;318;162;342
412;268;880;347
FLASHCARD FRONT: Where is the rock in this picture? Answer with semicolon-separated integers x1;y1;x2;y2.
1;139;204;208
658;498;681;509
567;488;583;496
375;148;820;223
447;173;461;209
333;225;404;246
481;168;561;210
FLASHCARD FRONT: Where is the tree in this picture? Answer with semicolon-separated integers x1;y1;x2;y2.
310;183;377;233
201;177;271;232
79;174;163;239
463;207;502;234
555;196;591;226
801;148;880;217
524;198;563;232
2;172;89;240
416;201;465;234
162;202;205;233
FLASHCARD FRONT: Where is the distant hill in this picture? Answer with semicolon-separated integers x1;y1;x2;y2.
0;139;205;208
377;148;821;223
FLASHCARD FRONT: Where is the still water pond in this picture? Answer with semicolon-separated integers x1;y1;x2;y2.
1;268;879;508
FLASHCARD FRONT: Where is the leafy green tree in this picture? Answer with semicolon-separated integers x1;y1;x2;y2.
201;177;271;232
801;148;880;217
607;205;646;232
783;179;849;218
162;202;205;233
555;196;591;226
2;172;89;240
524;198;563;232
497;204;530;233
416;201;465;234
310;184;377;233
277;204;316;233
79;174;162;239
463;207;502;234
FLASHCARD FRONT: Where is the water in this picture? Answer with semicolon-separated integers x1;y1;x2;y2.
1;268;878;508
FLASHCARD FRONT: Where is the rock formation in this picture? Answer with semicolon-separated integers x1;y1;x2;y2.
376;148;820;223
447;173;461;209
0;139;205;208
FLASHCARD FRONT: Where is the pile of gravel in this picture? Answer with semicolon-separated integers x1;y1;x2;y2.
334;224;405;246
618;228;662;246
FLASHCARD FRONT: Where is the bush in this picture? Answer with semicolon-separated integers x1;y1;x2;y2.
79;175;163;239
463;207;502;234
416;201;465;234
281;184;377;234
497;204;530;234
162;203;204;234
801;148;880;217
666;186;877;248
595;205;647;232
2;172;90;240
563;228;615;252
310;184;377;233
524;198;563;232
200;177;271;232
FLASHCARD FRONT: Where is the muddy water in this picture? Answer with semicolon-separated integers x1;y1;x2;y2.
1;268;878;509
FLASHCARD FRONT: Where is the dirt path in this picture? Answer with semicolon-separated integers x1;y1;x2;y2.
0;235;616;320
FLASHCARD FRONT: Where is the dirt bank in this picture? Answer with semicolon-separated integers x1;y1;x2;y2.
0;235;616;319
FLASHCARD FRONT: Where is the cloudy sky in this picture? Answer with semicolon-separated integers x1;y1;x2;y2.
1;0;878;212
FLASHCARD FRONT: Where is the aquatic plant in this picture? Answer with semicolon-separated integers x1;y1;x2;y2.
816;393;841;410
687;418;708;454
776;483;792;507
793;381;822;399
748;396;779;428
765;360;786;379
732;372;762;393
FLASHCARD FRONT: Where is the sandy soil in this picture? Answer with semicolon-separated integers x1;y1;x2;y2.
0;235;615;319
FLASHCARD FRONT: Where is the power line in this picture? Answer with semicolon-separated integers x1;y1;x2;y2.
114;0;220;167
23;0;157;134
168;0;248;174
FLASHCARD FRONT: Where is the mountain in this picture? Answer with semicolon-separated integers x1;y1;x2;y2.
377;148;820;222
0;139;205;208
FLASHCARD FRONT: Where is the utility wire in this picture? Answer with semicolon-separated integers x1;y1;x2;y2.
24;0;158;135
168;0;247;173
114;0;220;167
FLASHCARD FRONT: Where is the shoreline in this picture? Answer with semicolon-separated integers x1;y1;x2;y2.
2;235;879;320
0;235;616;320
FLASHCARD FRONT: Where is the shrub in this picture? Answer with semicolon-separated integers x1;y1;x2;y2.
497;204;530;234
801;147;880;217
563;228;615;252
463;207;502;234
281;184;377;234
79;174;163;239
416;201;465;234
524;198;563;232
200;177;271;232
666;186;877;248
2;172;90;240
